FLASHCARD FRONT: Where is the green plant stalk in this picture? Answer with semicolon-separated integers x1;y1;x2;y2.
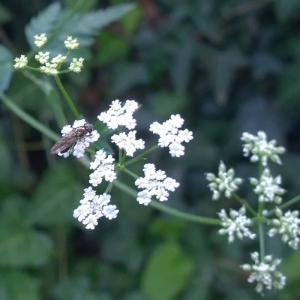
266;195;300;217
125;145;159;166
123;167;138;179
277;194;300;211
54;75;80;119
113;179;221;225
0;93;59;141
258;222;265;259
232;193;257;216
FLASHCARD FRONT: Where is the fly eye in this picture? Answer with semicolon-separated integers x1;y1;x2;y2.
84;123;93;132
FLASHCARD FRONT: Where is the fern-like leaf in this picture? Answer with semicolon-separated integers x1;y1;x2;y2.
25;2;135;56
25;2;62;48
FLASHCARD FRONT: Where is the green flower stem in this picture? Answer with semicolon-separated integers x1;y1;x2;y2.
125;145;159;167
54;75;80;119
258;222;265;259
232;193;257;216
0;93;59;141
123;167;138;179
266;194;300;217
113;180;221;226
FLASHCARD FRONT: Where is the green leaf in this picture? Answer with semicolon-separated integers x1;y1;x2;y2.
0;270;40;300
170;35;195;95
110;62;149;96
0;4;13;24
275;63;300;112
281;251;300;284
273;0;300;22
25;2;62;48
120;5;143;34
27;163;83;226
0;229;53;267
52;276;95;300
25;2;135;56
150;91;187;119
0;195;54;267
21;73;67;126
0;127;13;183
96;31;130;64
0;45;13;92
150;218;185;241
141;242;194;300
63;0;97;12
199;44;247;103
74;3;135;43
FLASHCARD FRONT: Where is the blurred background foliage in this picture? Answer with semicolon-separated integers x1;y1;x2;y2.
1;0;300;299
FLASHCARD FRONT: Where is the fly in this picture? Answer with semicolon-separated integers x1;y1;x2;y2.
50;123;93;155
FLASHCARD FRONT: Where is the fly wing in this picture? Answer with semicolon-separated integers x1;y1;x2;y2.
50;133;76;154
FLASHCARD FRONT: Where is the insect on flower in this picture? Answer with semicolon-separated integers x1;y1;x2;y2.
50;122;94;155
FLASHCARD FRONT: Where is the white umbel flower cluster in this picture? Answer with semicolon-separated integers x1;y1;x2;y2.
149;114;193;157
218;206;256;243
241;131;285;166
73;187;118;230
14;34;84;74
206;161;243;200
268;208;300;250
135;163;179;205
89;149;117;186
98;100;145;157
64;36;79;50
241;252;286;293
250;168;285;204
111;130;145;157
69;58;84;72
58;119;99;158
34;33;47;48
98;99;138;130
14;55;28;69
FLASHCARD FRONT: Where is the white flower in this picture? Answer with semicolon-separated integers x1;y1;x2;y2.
135;163;179;205
111;130;145;156
136;190;152;205
206;161;243;200
40;62;59;75
89;149;117;186
34;33;47;48
241;131;285;166
51;54;67;64
73;187;119;229
241;252;286;293
64;36;79;50
35;52;50;64
69;58;84;72
268;208;300;250
14;55;28;69
98;99;138;130
250;168;285;204
218;207;256;243
57;119;100;158
150;114;193;157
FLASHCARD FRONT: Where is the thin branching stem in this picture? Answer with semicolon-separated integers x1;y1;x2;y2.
0;92;59;141
125;145;159;167
233;193;257;216
113;180;221;225
54;75;80;119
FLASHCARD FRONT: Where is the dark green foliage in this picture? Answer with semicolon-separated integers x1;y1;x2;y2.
0;45;13;92
1;0;300;299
